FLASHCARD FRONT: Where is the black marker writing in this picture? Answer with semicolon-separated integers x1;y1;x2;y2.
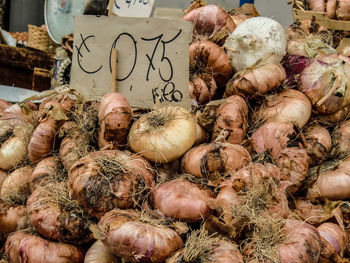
75;34;102;74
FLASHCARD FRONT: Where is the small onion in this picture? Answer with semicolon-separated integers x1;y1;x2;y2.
5;231;84;263
98;209;183;263
318;223;347;257
212;95;248;144
85;240;121;263
0;202;26;240
189;74;217;105
306;0;326;12
128;106;196;163
151;178;214;222
327;0;337;19
336;0;350;20
318;104;350;124
183;4;236;45
98;92;133;149
252;89;312;128
0;166;33;204
331;120;350;159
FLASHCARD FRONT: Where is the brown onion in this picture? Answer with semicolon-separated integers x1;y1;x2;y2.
303;124;332;165
189;74;217;105
5;231;84;263
151;178;214;222
26;182;91;244
0;202;26;241
181;142;251;182
306;0;326;11
229;14;249;26
253;89;312;128
194;119;209;146
39;92;75;113
336;0;350;20
98;209;183;263
327;0;337;19
225;63;286;100
69;150;154;218
294;199;330;225
190;40;233;88
331;120;350;158
1;166;33;204
212;95;248;144
85;240;120;263
98;92;132;150
183;5;236;45
318;223;347;257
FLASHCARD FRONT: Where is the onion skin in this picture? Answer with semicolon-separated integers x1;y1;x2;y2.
5;231;84;263
30;156;63;191
85;240;120;263
308;157;350;200
303;124;332;165
318;104;350;124
282;55;311;88
196;99;224;132
253;89;312;129
212;95;248;144
294;199;329;225
98;209;183;263
327;0;337;19
0;99;11;111
225;63;286;100
189;40;233;88
336;0;350;20
194;120;209;146
306;0;326;11
150;178;214;222
331;120;350;158
40;93;75;113
0;169;7;188
183;5;236;45
318;223;347;259
0;202;26;240
181;142;251;181
98;93;132;150
69;150;154;218
189;74;217;105
26;183;91;245
128;106;196;163
1;166;33;204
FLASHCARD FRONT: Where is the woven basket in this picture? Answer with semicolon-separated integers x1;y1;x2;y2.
28;24;55;54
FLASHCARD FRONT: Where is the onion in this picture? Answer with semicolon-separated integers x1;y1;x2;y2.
189;73;217;105
318;223;347;257
98;92;132;150
69;150;154;218
85;240;120;263
0;119;33;170
230;14;249;27
302;124;332;165
98;209;183;263
318;104;350;124
181;142;251;182
194;118;209;146
282;55;311;88
336;0;350;20
0;169;7;189
0;99;12;112
150;178;214;222
299;55;350;114
294;199;329;225
5;231;84;263
1;166;33;204
128;106;196;163
252;89;312;128
26;182;91;244
308;157;350;200
224;17;287;72
224;63;286;100
196;99;223;131
212;95;248;144
327;0;337;19
306;0;326;11
30;156;64;191
331;120;350;158
183;4;236;45
0;202;26;241
39;92;75;113
189;40;233;88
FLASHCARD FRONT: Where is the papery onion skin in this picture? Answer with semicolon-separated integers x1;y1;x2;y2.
331;120;350;159
196;99;224;132
151;178;214;222
98;209;183;263
282;55;310;88
306;0;326;12
294;199;329;225
5;231;84;263
26;183;91;245
308;157;350;200
212;95;248;144
318;223;347;257
336;0;350;20
194;120;209;146
0;169;7;188
181;142;251;181
0;202;26;240
253;89;312;129
128;106;196;163
40;93;75;113
98;92;132;150
303;124;332;165
85;240;121;263
189;74;218;105
69;150;154;218
190;40;233;88
1;166;33;204
225;63;286;100
183;5;236;45
318;105;350;124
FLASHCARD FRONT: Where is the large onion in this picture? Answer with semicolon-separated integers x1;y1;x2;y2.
98;209;183;263
151;178;214;222
128;106;196;163
69;150;154;218
85;240;121;263
224;17;287;72
5;231;84;263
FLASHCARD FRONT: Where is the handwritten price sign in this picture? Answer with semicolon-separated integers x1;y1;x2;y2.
112;0;155;17
70;16;192;109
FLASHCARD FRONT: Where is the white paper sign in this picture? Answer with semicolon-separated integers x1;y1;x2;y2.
70;16;192;109
112;0;155;17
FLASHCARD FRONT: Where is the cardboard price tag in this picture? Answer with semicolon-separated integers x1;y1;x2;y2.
111;0;154;17
71;16;192;109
